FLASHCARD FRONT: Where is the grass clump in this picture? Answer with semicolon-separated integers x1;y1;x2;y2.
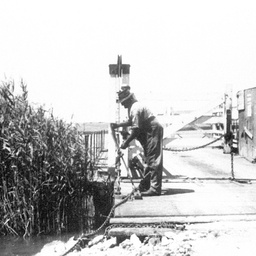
0;80;97;237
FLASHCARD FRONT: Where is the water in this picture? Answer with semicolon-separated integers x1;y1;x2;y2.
0;234;74;256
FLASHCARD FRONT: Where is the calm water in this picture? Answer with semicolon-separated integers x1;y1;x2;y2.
0;234;74;256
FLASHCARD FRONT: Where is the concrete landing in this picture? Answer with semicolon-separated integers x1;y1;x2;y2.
110;179;256;224
110;146;256;225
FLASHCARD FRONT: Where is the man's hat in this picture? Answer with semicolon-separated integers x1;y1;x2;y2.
121;85;131;91
118;89;132;103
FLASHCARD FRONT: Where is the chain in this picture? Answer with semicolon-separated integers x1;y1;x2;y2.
61;189;135;256
163;135;224;152
231;151;235;180
61;135;231;255
164;134;241;182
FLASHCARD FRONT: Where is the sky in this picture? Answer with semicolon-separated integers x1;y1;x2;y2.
0;0;256;123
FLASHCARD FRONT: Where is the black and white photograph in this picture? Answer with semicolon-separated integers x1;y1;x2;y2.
0;0;256;255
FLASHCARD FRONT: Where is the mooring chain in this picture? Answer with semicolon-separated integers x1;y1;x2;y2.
163;135;224;152
62;135;232;255
61;189;135;256
163;134;239;181
231;151;235;180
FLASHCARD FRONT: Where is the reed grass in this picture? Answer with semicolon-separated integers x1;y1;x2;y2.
0;80;107;237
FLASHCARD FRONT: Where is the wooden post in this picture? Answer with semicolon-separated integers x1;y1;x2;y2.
223;87;233;154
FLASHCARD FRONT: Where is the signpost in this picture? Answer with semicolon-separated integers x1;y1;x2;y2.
223;86;233;154
108;56;130;193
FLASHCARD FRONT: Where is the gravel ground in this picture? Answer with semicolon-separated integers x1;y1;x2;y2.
35;220;256;256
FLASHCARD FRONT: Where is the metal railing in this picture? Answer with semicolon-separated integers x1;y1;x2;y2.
84;130;108;164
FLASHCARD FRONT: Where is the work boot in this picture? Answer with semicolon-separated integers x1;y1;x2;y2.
141;188;161;197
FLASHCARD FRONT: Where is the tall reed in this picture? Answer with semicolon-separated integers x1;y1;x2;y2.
0;80;99;237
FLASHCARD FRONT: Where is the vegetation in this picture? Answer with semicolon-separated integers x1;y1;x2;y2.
0;80;104;237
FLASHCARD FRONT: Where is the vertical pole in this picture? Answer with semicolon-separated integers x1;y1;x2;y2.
94;132;96;161
223;86;233;154
117;55;122;124
84;134;89;177
108;70;118;171
108;56;131;193
90;134;92;163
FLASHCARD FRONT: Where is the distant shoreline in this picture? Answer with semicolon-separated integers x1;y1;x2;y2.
76;122;108;132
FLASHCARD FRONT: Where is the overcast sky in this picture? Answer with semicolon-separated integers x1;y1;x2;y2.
1;0;256;122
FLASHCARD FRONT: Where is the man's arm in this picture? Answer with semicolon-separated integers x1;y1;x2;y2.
120;128;139;149
111;120;132;129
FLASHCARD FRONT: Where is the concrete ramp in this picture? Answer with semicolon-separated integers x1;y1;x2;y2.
110;179;256;225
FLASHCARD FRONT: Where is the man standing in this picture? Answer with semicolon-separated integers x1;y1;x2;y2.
111;87;163;196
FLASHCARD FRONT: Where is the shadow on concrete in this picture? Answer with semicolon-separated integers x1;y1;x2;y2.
162;188;195;196
130;165;185;180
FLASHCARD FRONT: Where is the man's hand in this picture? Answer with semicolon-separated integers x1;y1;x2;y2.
120;141;129;149
110;123;118;129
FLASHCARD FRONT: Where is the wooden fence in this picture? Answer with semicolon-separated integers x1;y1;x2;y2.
84;130;108;164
